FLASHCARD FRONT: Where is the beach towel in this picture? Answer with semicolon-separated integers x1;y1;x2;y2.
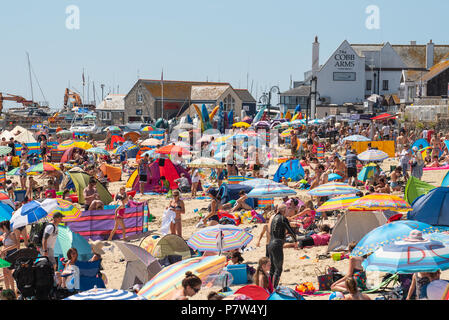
160;209;176;235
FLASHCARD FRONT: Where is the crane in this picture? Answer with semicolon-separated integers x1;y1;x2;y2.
64;88;83;108
0;92;37;113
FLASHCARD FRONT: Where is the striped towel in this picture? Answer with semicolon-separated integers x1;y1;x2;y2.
257;198;274;208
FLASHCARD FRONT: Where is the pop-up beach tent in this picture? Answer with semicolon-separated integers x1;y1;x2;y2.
128;158;191;193
139;234;192;261
217;183;255;208
64;169;113;205
404;176;435;205
407;187;449;227
327;211;388;252
115;241;162;290
273;159;305;183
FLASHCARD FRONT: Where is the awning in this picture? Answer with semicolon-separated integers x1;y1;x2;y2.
370;113;397;121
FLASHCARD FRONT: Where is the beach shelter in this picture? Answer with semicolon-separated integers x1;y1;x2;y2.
129;158;191;193
54;225;92;261
60;147;86;163
124;131;141;144
99;163;122;182
115;241;163;290
273;159;305;183
13;126;36;143
267;286;305;300
411;138;429;151
327;211;388;252
217;183;255;208
234;285;269;300
404;176;435;205
0;130;13;141
441;171;449;187
65;170;113;205
407;187;449;227
139;234;191;261
107;135;125;150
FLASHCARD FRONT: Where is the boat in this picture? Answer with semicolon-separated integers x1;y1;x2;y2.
70;112;98;133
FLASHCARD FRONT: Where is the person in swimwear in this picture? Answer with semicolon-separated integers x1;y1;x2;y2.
107;194;129;241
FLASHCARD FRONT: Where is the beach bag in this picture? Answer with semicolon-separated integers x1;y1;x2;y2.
327;266;344;282
314;267;333;291
29;222;55;248
13;257;36;298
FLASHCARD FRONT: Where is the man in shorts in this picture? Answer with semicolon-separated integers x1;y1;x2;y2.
41;212;64;270
345;149;358;186
138;153;150;195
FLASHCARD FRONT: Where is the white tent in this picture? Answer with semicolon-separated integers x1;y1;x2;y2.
12;126;36;143
0;130;14;141
327;211;388;252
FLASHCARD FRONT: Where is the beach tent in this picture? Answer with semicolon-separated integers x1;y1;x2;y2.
327;211;388;252
0;130;13;141
60;147;86;163
128;158;191;193
107;135;125;150
267;286;305;300
234;285;269;300
404;176;435;205
115;241;163;290
139;234;191;261
64;169;113;205
407;187;449;227
441;171;449;187
217;183;255;208
273;159;305;183
13;127;37;143
100;163;122;182
411;138;429;151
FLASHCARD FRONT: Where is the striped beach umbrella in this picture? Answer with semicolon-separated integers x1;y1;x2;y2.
141;138;163;147
105;126;121;132
239;178;274;188
138;255;226;300
7;168;22;176
187;225;254;254
58;140;76;150
281;128;294;137
156;144;190;155
362;238;449;273
73;141;93;150
86;147;110;156
316;195;360;213
247;182;297;198
141;126;155;132
357;149;389;162
0;146;12;156
46;198;81;222
308;182;359;197
348;193;412;212
65;288;144;300
350;221;442;257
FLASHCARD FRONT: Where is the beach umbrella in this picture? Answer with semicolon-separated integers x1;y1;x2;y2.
140;138;162;147
308;182;359;197
72;141;93;150
46;198;81;222
0;198;15;210
247;182;297;198
138;255;227;300
239;178;276;187
357;163;382;182
328;173;343;181
86;147;110;156
348;193;412;212
0;146;12;156
174;141;191;149
7;167;23;176
0;202;13;222
252;106;266;124
362;238;449;274
316;195;360;213
124;131;141;143
213;150;245;162
357;149;389;162
65;288;144;300
178;131;189;139
350;220;442;257
26;162;60;173
54;225;92;260
187;157;225;168
113;141;139;155
58;140;76;150
343;135;371;142
141;149;159;159
10;198;79;230
281;128;294;137
187;225;254;254
105;126;121;132
232;122;250;128
255;121;270;129
0;192;10;201
155;144;190;155
0;259;11;269
141;126;155;132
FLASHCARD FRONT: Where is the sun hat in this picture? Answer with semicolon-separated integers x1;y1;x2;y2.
88;239;105;255
403;229;426;242
426;280;449;300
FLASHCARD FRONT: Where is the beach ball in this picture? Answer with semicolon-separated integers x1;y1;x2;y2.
329;291;344;300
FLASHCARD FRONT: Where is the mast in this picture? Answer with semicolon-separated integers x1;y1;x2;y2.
26;52;34;102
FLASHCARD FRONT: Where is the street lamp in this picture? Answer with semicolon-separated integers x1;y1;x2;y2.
258;86;280;120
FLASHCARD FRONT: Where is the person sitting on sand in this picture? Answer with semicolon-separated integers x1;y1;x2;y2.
343;277;371;300
83;177;104;211
374;177;391;194
427;155;440;168
172;272;202;300
288;200;317;229
389;166;403;192
201;188;221;226
331;242;368;292
253;257;274;294
230;190;252;213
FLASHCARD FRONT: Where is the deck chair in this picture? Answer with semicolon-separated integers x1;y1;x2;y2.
75;260;106;292
363;273;399;294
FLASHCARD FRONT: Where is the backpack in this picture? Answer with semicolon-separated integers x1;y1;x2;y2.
13;258;36;299
29;222;55;248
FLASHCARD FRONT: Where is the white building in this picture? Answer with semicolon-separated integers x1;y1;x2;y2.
305;38;449;109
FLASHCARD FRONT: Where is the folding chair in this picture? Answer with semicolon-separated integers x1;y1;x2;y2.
75;260;106;291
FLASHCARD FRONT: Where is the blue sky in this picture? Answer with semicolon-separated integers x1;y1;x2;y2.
1;0;448;110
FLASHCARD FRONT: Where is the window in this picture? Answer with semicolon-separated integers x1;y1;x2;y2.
366;80;372;91
408;86;414;101
223;94;235;111
382;80;389;91
137;90;143;103
136;109;142;115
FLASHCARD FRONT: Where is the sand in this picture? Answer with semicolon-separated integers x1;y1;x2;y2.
9;145;449;300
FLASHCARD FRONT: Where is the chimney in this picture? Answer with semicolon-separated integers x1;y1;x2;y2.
410;40;417;45
426;39;435;70
312;36;320;77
